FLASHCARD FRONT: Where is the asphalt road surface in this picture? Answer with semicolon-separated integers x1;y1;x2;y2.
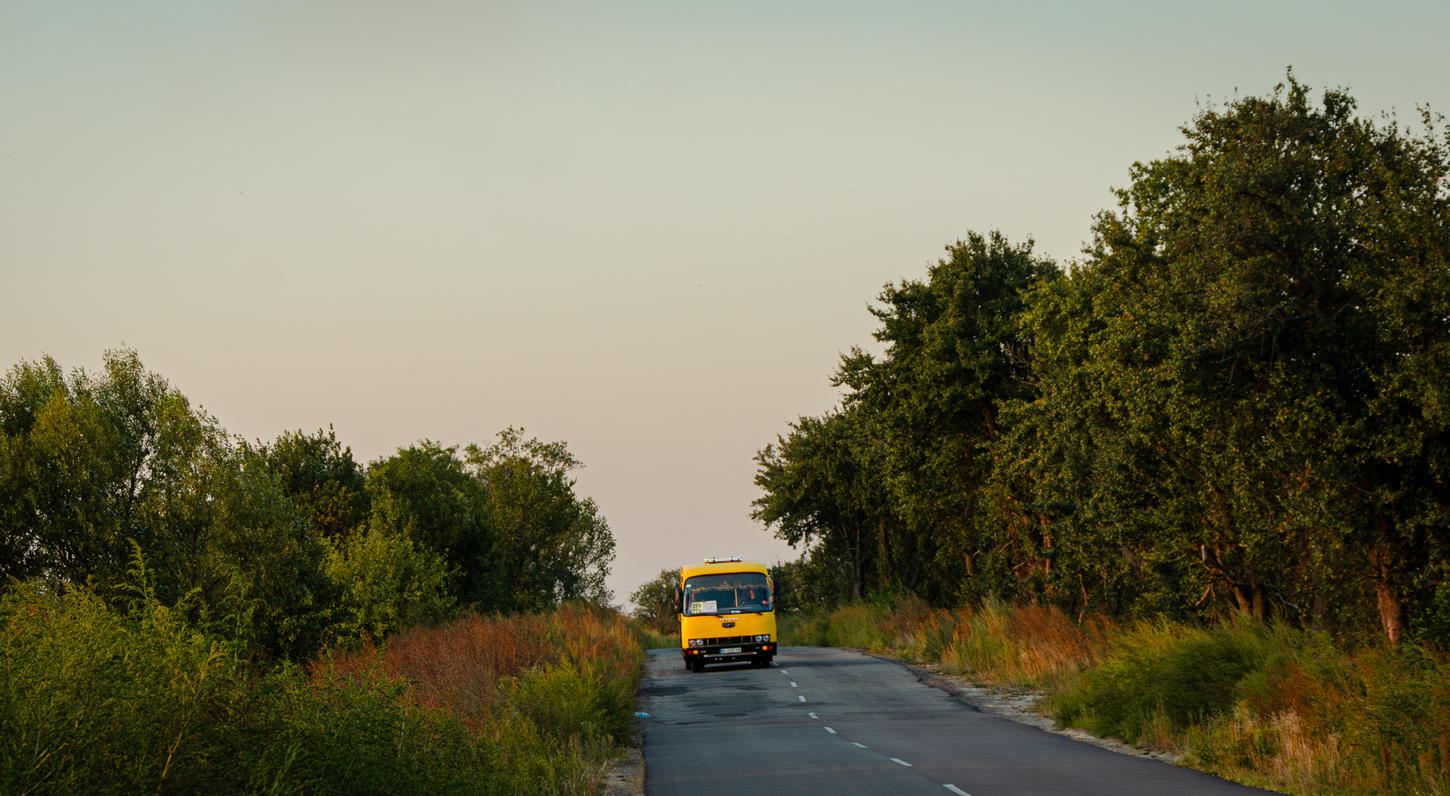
638;646;1278;796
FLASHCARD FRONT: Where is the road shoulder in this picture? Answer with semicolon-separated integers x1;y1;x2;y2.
601;745;644;796
869;653;1183;765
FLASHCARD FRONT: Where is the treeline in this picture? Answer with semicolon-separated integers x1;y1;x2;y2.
755;76;1450;646
0;348;614;660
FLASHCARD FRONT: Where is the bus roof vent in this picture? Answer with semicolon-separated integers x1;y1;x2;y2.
704;557;742;563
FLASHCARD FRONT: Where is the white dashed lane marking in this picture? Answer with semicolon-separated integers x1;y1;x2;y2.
798;695;806;702
825;727;836;734
890;758;912;767
808;712;817;719
790;682;797;687
943;787;972;796
851;742;867;749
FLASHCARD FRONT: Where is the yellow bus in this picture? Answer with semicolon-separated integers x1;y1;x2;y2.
677;558;777;672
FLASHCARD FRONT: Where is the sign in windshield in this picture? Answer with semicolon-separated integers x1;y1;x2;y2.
684;572;771;615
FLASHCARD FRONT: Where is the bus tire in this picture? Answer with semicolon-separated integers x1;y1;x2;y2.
691;658;704;673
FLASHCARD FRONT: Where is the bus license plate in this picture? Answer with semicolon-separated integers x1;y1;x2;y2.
719;647;741;654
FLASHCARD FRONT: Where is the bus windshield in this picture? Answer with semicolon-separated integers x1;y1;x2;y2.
684;572;771;615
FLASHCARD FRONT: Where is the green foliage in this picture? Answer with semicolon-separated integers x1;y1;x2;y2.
257;427;369;542
506;662;631;752
629;568;680;634
636;628;680;650
753;407;893;599
775;610;831;647
466;428;615;610
0;349;225;591
365;441;497;607
359;429;617;614
1009;74;1450;635
0;349;630;792
1051;621;1281;744
823;603;889;650
0;568;644;795
754;233;1059;604
0;578;237;794
0;349;333;659
322;518;456;644
770;551;852;611
755;75;1450;647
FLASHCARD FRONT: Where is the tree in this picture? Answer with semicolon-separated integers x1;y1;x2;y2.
842;231;1060;603
322;506;456;644
0;349;332;657
256;427;368;543
754;232;1059;607
466;428;614;610
0;349;223;591
365;442;496;607
752;407;889;601
1015;75;1450;639
629;568;679;634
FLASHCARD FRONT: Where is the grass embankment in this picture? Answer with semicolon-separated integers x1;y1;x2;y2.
0;580;644;795
780;599;1450;796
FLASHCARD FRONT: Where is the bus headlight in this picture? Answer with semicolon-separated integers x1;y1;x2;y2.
754;634;770;642
688;638;704;647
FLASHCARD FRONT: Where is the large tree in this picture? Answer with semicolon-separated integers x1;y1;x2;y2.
0;349;223;590
365;441;496;607
466;428;615;611
847;231;1060;603
0;350;332;656
1016;75;1450;639
753;406;891;600
256;427;369;543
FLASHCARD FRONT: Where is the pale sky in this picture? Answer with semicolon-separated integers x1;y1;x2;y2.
3;0;1447;606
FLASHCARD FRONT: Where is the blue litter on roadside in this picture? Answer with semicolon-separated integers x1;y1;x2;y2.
635;712;650;718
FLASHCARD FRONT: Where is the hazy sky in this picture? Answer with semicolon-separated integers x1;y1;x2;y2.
4;0;1447;605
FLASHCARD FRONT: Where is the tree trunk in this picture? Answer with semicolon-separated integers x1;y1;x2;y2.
1371;542;1407;646
1375;571;1406;646
1231;582;1268;621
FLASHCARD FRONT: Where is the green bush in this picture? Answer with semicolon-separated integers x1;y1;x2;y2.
507;663;625;753
249;662;491;796
637;628;680;650
776;610;830;646
323;520;456;644
1052;620;1291;745
0;581;239;794
0;577;645;795
825;604;889;649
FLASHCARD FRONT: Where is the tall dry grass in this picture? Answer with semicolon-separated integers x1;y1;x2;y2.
788;596;1115;689
317;604;645;794
323;604;641;729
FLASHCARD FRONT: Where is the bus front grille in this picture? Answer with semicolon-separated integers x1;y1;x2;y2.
704;635;750;646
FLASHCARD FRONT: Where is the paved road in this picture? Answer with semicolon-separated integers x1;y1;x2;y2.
639;646;1278;796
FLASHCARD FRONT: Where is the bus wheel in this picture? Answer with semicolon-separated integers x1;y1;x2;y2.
691;658;704;673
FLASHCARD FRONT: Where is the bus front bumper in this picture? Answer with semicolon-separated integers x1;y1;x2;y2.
681;642;776;663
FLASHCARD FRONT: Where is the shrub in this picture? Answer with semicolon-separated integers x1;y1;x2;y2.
323;521;456;644
776;610;830;646
824;603;889;649
0;581;239;794
0;568;643;795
